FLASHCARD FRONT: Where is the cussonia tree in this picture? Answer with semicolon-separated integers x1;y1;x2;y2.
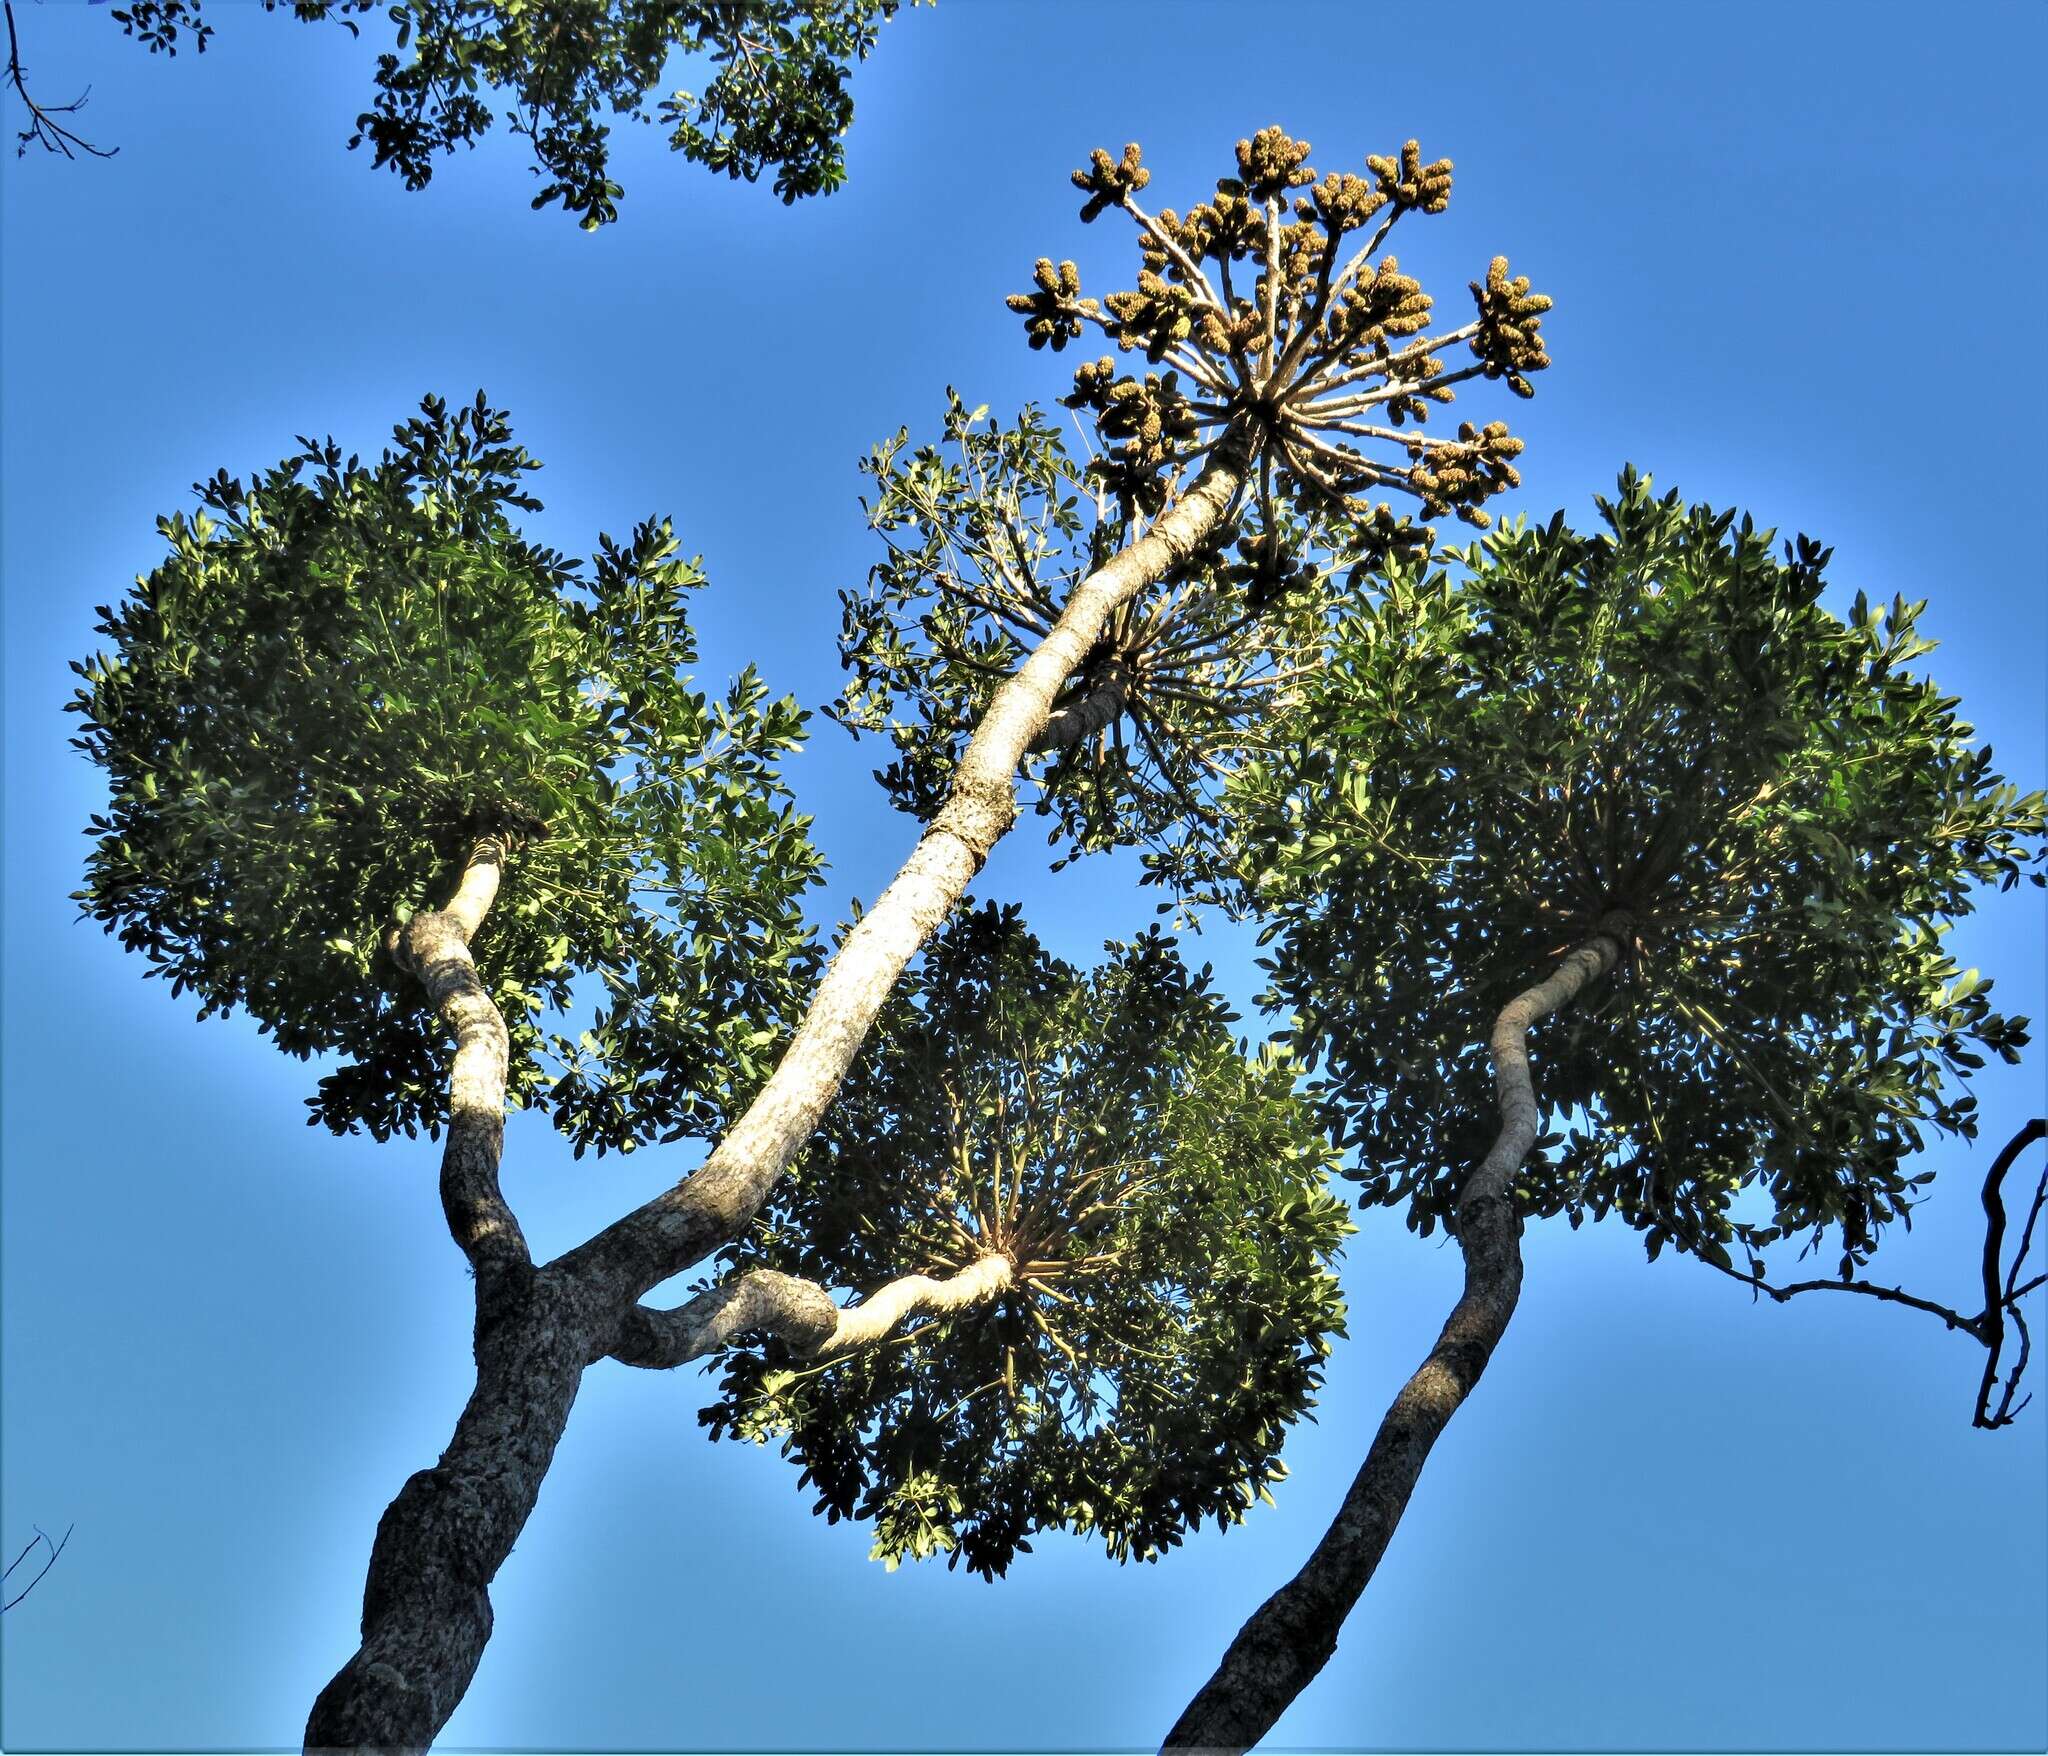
16;0;906;223
1160;475;2048;1749
71;128;1556;1752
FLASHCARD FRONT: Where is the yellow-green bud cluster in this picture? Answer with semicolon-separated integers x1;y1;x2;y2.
1139;207;1223;278
1072;142;1150;223
1469;255;1553;397
1063;355;1120;413
1365;139;1453;215
1235;126;1316;202
1008;126;1551;553
1345;500;1430;563
1299;170;1389;238
1332;256;1433;351
1403;419;1525;527
1378;351;1455;427
1097;373;1199;473
1086;373;1200;515
1274;218;1328;292
1195;302;1264;358
1171;183;1268;265
1104;270;1198;363
1229;525;1308;610
1006;257;1087;352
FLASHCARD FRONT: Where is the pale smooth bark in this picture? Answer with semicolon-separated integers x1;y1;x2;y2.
610;1254;1015;1369
308;444;1253;1753
1163;921;1628;1754
391;840;530;1297
554;443;1251;1311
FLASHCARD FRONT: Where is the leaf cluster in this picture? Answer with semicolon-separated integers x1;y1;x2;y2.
71;393;823;1152
699;904;1350;1578
1227;472;2045;1272
832;397;1366;892
111;0;903;227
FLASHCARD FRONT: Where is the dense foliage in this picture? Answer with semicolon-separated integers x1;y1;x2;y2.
833;396;1345;889
70;393;821;1150
701;904;1351;1578
1229;471;2045;1272
108;0;904;225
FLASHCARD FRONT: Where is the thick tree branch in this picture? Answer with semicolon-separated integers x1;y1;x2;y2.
306;435;1249;1756
547;437;1254;1317
608;1253;1015;1370
1164;922;1627;1755
304;1279;589;1756
395;838;532;1296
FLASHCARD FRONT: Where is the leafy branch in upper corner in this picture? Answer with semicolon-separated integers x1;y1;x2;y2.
5;0;117;159
69;0;910;224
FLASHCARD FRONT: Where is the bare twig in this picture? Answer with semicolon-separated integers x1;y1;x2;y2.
5;2;116;160
2;1523;74;1612
1708;1118;2047;1428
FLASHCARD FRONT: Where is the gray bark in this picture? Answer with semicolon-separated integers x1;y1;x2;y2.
1031;653;1136;753
304;1276;591;1756
1162;922;1627;1754
306;842;581;1755
391;842;530;1302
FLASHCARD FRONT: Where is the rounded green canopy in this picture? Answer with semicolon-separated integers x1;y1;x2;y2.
71;395;822;1152
1230;471;2044;1273
701;904;1351;1578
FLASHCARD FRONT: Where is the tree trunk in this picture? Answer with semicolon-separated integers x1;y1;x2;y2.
303;1275;591;1756
1162;925;1626;1754
304;443;1253;1752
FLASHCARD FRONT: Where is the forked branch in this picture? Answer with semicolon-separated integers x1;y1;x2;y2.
2;1522;73;1613
1707;1118;2047;1429
5;2;116;159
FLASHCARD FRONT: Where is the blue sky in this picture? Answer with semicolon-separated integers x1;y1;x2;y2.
3;1;2044;1751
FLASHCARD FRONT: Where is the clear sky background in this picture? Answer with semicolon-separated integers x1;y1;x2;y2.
3;2;2044;1751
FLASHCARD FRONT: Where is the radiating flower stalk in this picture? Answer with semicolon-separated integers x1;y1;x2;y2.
1008;126;1551;540
841;128;1556;888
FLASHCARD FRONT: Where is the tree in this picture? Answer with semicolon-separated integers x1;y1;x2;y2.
1164;474;2048;1749
70;125;1554;1751
22;0;907;223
